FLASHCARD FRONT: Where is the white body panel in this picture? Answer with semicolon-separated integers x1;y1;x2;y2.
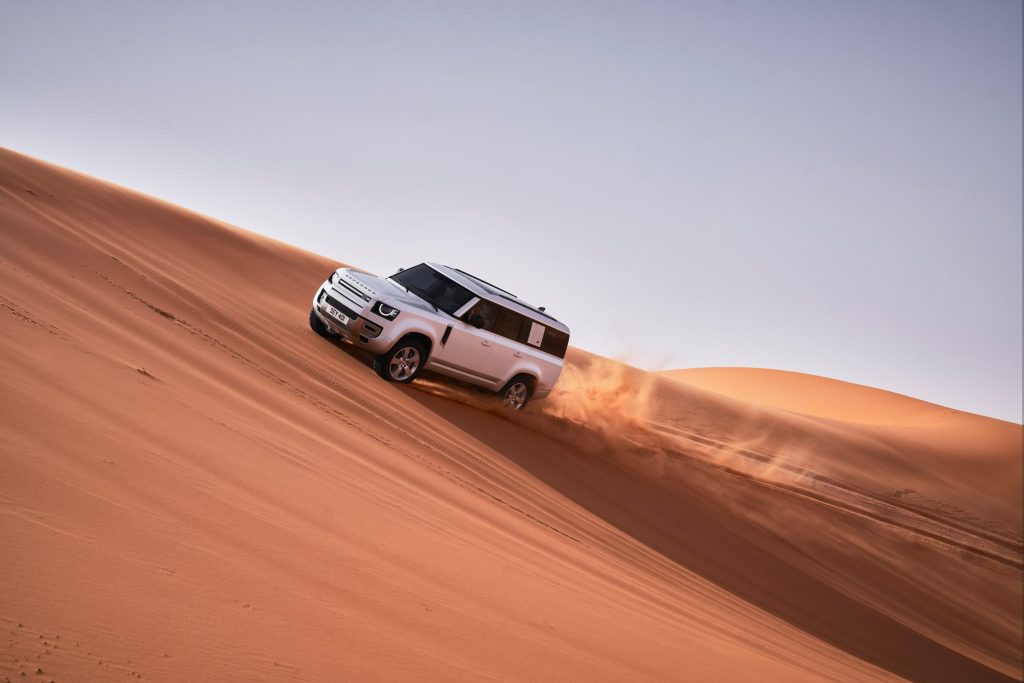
429;326;496;385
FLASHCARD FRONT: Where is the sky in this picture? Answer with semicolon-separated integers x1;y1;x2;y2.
2;1;1021;422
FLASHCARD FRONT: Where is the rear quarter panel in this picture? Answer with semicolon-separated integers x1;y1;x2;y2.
499;351;563;397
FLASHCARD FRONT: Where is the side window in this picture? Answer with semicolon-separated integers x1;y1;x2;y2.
493;308;526;341
462;299;499;331
540;328;570;359
517;319;570;359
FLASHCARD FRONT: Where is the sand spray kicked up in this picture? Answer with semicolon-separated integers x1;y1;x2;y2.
412;353;824;490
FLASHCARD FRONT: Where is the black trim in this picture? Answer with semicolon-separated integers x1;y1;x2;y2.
441;325;452;347
323;294;359;320
338;279;371;302
430;358;500;383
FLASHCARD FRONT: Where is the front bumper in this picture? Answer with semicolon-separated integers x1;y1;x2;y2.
312;282;394;353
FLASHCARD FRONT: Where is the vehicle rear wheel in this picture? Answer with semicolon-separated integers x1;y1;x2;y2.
501;375;534;411
309;308;340;338
376;338;426;384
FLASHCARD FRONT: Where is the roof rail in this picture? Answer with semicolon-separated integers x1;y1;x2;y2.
451;267;518;298
444;264;563;326
495;293;562;324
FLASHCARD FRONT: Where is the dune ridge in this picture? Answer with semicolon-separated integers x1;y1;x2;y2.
1;148;1021;681
660;367;972;425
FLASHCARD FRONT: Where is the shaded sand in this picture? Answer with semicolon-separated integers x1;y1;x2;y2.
1;148;1021;682
662;368;1022;536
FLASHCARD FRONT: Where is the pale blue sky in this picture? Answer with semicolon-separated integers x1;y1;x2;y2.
2;1;1021;421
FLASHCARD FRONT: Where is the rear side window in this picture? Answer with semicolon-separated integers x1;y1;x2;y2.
517;319;570;359
541;328;570;358
493;307;526;341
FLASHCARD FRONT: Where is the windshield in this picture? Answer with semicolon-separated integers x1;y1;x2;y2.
390;264;475;316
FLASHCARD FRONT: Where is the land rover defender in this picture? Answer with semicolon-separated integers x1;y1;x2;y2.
309;263;569;410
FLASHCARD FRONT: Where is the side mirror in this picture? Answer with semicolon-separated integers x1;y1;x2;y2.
468;314;486;329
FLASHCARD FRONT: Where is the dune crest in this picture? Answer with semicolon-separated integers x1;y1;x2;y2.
661;366;991;425
2;148;1020;682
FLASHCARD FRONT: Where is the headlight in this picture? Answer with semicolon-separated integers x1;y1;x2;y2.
372;301;400;319
327;270;339;284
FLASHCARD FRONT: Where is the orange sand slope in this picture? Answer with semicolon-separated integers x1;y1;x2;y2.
1;148;1021;682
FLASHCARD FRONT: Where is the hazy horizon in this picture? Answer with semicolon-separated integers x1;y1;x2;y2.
2;1;1021;421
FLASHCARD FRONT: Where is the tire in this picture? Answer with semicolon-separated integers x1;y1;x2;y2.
376;338;426;384
501;375;534;411
309;308;340;339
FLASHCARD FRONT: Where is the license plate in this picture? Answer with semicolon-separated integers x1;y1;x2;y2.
326;306;349;324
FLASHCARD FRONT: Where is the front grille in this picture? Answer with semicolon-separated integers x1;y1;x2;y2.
323;294;359;320
338;278;371;302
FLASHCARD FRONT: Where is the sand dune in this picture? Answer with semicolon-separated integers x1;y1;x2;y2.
661;367;969;425
662;368;1022;535
1;148;1021;681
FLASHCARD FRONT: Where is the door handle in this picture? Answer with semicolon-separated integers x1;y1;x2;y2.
513;351;524;358
481;339;492;347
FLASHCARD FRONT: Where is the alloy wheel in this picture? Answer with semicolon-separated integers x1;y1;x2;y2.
389;346;420;381
503;381;529;410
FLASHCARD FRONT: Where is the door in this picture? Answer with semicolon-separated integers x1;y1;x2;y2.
429;299;501;387
485;306;529;387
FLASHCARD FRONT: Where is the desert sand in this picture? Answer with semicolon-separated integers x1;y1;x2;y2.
1;147;1021;682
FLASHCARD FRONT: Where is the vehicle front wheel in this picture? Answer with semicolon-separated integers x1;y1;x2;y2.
501;375;534;411
376;338;426;384
309;308;340;339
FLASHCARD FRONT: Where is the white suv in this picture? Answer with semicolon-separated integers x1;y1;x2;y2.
309;263;570;410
